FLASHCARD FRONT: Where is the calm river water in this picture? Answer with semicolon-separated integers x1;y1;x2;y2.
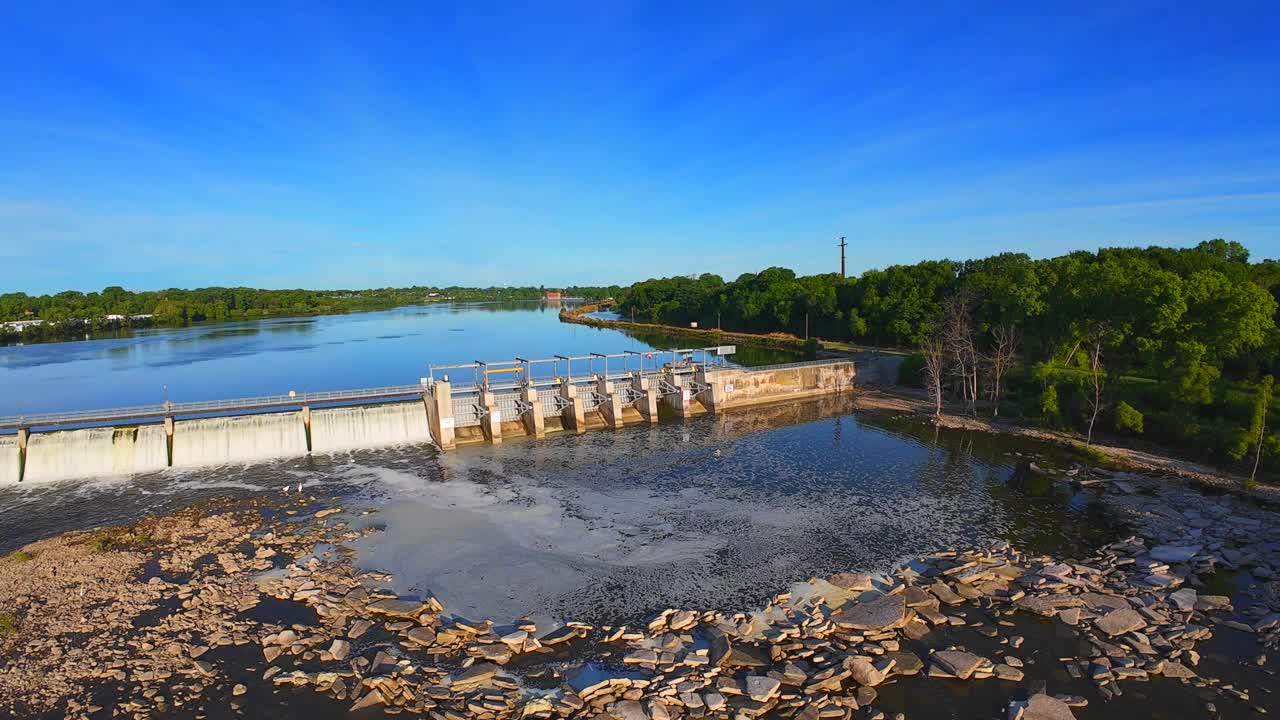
0;302;798;416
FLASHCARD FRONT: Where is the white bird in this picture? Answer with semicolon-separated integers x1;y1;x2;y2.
297;482;304;493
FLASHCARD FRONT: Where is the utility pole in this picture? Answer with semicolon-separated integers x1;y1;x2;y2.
838;236;847;279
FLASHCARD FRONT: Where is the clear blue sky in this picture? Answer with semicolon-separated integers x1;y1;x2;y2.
2;2;1278;294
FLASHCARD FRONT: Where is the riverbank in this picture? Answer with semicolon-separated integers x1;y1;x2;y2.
2;435;1277;719
851;387;1280;505
560;304;900;358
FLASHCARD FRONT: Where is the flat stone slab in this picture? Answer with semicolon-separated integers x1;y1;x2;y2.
1149;545;1200;563
931;650;986;680
1077;592;1129;611
710;635;771;668
453;662;500;690
1094;608;1146;637
832;594;906;631
744;675;781;702
365;598;428;619
1010;694;1076;720
828;573;873;591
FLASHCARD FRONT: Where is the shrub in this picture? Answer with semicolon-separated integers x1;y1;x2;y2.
6;551;32;563
898;354;925;387
1039;384;1060;424
0;612;14;637
1075;442;1111;466
1115;401;1144;435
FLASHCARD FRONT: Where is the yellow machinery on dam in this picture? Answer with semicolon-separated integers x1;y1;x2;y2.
0;348;856;483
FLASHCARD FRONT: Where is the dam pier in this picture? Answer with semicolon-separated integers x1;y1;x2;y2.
0;348;856;484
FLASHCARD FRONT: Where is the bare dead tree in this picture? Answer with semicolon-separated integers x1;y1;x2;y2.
985;323;1020;418
942;294;980;416
920;330;947;420
1083;329;1107;447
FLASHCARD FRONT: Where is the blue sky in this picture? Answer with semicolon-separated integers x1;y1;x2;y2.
1;1;1278;294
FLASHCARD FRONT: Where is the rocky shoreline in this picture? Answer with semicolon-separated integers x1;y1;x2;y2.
2;462;1278;719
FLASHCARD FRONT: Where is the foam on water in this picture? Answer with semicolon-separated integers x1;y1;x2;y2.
0;435;16;484
309;403;429;452
172;413;308;468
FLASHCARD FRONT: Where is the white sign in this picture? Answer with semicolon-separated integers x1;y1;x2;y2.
716;345;736;355
440;417;455;429
724;384;734;393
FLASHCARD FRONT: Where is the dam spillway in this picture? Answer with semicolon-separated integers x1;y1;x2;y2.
0;350;857;484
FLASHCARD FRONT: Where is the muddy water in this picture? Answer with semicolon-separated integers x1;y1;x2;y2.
0;396;1118;625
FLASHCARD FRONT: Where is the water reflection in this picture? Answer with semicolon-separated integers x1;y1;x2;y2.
0;302;796;415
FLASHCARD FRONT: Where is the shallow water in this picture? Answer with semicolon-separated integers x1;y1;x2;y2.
0;396;1118;626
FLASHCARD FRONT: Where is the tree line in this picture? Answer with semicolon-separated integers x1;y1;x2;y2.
1;284;621;343
617;240;1279;482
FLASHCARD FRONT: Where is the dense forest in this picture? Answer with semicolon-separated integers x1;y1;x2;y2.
617;240;1280;481
0;284;620;343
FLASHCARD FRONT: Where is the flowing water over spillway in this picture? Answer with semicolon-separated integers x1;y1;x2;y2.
0;397;1117;625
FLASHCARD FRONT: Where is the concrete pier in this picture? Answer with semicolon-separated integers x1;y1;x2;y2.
598;376;625;430
301;404;312;452
17;427;28;483
634;374;659;424
479;391;503;445
163;416;175;467
665;375;697;418
425;380;456;450
521;385;545;439
560;382;586;433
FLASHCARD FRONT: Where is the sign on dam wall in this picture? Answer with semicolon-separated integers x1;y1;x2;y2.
0;357;857;484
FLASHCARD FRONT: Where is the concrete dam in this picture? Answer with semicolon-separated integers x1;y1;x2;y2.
0;349;858;484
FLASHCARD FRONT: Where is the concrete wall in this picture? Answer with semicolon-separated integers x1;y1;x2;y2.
707;361;855;411
3;361;858;483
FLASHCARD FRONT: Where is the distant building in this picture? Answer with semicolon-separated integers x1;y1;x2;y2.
544;291;563;301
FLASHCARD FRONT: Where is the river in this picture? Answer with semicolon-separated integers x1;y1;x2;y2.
0;302;799;416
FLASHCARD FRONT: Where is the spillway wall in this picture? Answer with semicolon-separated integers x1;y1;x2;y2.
9;400;433;484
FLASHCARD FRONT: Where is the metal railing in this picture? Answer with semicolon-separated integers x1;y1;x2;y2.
0;384;428;430
718;358;853;374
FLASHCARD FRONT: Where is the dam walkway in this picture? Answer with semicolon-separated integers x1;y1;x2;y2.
0;348;857;483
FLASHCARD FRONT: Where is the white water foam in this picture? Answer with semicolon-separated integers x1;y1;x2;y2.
171;413;307;468
310;402;429;453
23;426;167;483
0;435;17;484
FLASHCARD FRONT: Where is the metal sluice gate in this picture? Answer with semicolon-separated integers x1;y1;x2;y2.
425;346;737;429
